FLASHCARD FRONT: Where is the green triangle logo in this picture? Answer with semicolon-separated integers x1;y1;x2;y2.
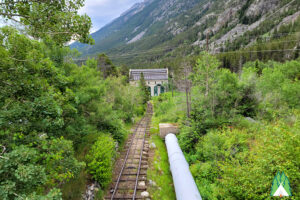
270;172;292;197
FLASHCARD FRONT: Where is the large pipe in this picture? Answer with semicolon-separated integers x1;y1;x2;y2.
165;133;202;200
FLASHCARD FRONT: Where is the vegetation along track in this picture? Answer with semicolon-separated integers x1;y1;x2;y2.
106;103;153;199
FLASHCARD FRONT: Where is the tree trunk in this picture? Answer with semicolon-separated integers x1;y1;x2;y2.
186;87;190;118
172;77;174;97
205;58;209;96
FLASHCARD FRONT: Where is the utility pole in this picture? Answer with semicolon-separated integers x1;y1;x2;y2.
239;55;243;75
183;62;191;118
171;72;174;97
206;31;209;52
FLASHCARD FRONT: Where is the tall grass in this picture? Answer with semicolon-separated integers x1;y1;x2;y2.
151;92;186;128
147;93;186;199
147;134;176;200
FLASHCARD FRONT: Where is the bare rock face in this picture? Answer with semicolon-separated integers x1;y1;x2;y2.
246;0;280;18
193;0;295;51
73;0;299;59
211;7;239;34
121;0;156;19
151;0;198;22
127;30;147;44
272;10;300;30
195;13;216;27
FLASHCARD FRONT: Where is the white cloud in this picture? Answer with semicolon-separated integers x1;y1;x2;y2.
79;0;144;33
0;0;144;33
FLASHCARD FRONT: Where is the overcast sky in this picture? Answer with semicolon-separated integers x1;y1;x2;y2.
0;0;143;32
80;0;143;33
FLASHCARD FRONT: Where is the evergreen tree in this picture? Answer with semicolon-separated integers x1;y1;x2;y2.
97;54;119;78
139;73;150;104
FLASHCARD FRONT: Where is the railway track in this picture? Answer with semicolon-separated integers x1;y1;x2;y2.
106;103;153;200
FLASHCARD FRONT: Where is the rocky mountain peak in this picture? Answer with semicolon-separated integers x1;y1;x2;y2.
72;0;300;62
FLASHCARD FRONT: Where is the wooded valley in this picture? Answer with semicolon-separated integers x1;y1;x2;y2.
0;0;299;199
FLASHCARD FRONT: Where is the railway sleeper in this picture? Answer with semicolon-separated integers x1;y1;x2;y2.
105;195;145;199
113;185;147;191
115;176;147;182
126;165;148;170
122;169;147;174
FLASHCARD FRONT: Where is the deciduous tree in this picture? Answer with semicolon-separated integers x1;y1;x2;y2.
0;0;93;45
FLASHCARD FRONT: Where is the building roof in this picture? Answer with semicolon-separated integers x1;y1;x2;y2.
129;68;168;81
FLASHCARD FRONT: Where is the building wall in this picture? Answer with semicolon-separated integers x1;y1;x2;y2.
130;80;168;96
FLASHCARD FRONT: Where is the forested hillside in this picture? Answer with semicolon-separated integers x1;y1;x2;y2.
1;0;299;200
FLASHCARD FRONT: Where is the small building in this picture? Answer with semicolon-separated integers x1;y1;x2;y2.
129;68;168;96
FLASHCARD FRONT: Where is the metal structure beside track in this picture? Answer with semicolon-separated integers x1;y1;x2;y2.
165;133;202;200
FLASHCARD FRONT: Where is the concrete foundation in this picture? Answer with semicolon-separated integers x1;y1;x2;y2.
159;123;178;139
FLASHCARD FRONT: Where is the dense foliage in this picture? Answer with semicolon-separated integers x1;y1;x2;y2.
218;17;300;72
0;0;93;45
86;135;116;188
0;27;144;199
191;116;299;199
152;53;299;199
147;134;176;200
179;54;300;152
152;92;185;126
139;73;151;104
1;0;300;199
178;55;300;199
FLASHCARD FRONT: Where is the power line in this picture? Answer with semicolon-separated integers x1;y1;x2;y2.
234;31;300;41
73;48;300;62
107;46;176;58
217;48;300;55
71;0;300;62
72;18;300;60
82;45;181;60
251;39;300;46
102;42;300;58
110;33;300;59
71;29;300;61
264;0;297;21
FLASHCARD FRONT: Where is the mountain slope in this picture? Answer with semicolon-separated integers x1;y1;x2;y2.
71;0;300;67
72;0;200;54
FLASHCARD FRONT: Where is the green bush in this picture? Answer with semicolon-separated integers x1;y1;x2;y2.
40;137;85;186
0;27;144;198
190;113;300;199
181;53;244;152
180;56;300;154
243;60;300;119
0;146;47;199
86;135;116;188
174;54;300;199
152;92;185;125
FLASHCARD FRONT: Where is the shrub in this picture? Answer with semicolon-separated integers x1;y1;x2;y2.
178;55;300;199
0;146;47;199
86;135;116;188
191;54;241;134
191;112;300;199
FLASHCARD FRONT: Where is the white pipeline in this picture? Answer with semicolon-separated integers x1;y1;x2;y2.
165;133;202;200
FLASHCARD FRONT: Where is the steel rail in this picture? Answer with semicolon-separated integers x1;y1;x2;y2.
132;113;150;200
110;116;145;200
